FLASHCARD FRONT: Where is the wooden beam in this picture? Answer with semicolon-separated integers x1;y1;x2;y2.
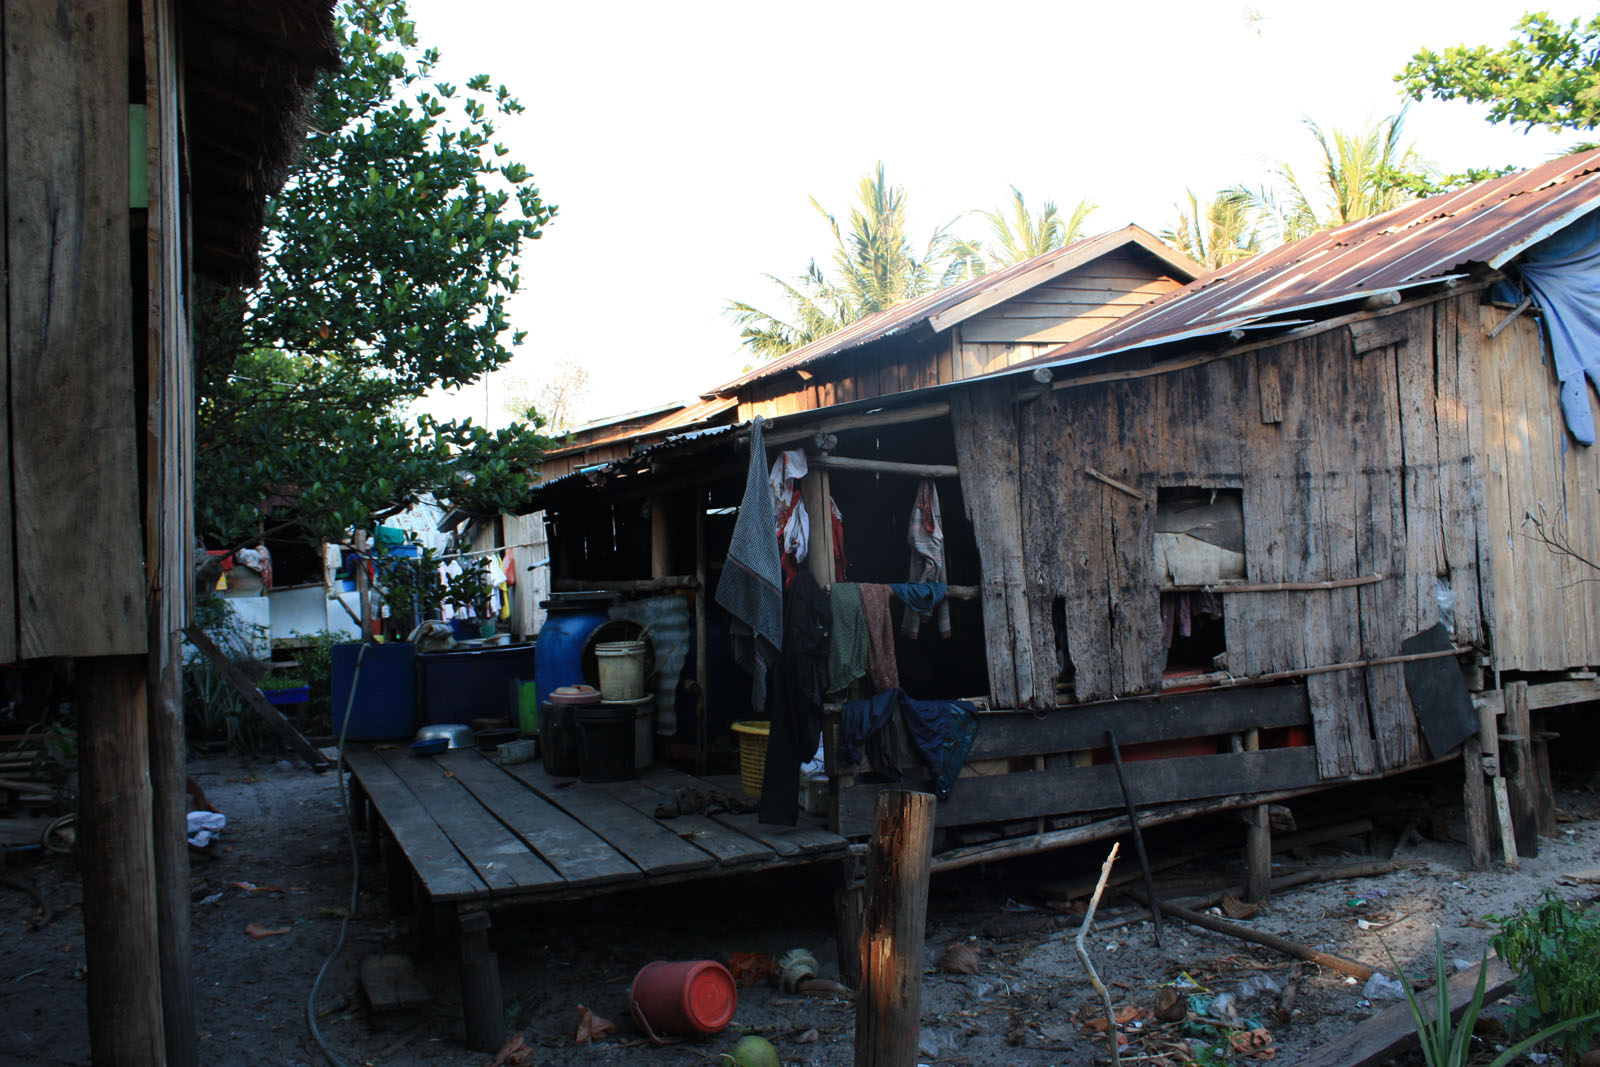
553;575;698;594
182;627;332;771
811;455;959;479
1243;728;1271;901
649;493;670;579
1085;466;1144;500
855;791;934;1067
762;400;952;448
802;465;835;587
694;496;709;776
1163;574;1385;594
78;655;166;1064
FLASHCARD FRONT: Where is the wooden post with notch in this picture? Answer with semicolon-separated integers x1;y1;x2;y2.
1502;681;1538;858
1461;735;1492;871
855;790;935;1067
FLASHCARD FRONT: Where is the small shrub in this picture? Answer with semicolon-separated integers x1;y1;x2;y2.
1491;891;1600;1062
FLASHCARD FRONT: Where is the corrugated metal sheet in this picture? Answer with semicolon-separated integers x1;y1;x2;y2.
710;225;1200;394
1020;147;1600;369
543;396;737;462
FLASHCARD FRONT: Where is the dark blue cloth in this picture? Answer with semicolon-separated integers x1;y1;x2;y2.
887;581;947;615
841;687;980;801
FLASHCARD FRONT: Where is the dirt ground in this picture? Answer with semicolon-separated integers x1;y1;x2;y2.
3;752;1599;1067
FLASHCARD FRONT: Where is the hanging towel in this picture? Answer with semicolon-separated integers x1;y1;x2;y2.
902;480;950;638
716;417;785;712
826;582;869;697
860;583;899;692
888;581;946;616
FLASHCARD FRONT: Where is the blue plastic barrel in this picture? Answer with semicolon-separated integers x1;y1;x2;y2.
331;642;417;741
535;598;610;710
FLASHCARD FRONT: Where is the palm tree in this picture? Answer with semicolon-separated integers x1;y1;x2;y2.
1162;188;1261;271
984;187;1096;267
1250;110;1421;244
729;163;970;359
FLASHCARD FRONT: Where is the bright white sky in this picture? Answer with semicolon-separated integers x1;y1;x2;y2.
411;0;1590;430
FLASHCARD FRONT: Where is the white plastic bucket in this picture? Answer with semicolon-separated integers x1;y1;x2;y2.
594;640;647;701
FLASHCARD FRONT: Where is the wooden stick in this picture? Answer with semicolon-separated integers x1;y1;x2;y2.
855;790;935;1067
1085;467;1143;500
1163;574;1384;594
1135;893;1376;980
810;455;959;479
1105;730;1164;948
694;496;709;777
552;574;699;594
181;626;332;772
1487;295;1533;339
1492;777;1519;870
1076;843;1122;1067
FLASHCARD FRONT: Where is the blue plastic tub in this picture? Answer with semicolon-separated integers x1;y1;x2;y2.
416;642;538;725
331;642;417;741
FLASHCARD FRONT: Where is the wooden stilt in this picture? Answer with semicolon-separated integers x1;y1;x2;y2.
1502;681;1538;857
457;910;505;1053
833;856;866;988
148;635;197;1067
1530;709;1558;836
1461;736;1492;871
855;790;935;1067
78;654;167;1065
694;493;709;776
649;493;670;580
1243;729;1271;902
382;829;414;914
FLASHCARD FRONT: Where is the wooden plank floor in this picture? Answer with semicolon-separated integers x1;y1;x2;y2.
345;746;849;906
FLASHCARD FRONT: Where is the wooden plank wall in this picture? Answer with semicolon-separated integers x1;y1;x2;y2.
4;0;146;659
145;0;191;671
1480;305;1600;671
956;299;1495;776
960;251;1186;345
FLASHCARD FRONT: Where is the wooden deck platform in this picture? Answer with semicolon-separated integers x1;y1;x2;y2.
343;746;851;908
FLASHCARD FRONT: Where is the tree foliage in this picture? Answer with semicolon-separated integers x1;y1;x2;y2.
962;186;1097;271
1245;111;1419;244
197;0;556;547
1162;188;1261;271
1399;12;1600;133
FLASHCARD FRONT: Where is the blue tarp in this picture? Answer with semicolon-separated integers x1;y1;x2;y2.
1519;208;1600;445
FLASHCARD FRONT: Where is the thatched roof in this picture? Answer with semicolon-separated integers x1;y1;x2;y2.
183;0;339;285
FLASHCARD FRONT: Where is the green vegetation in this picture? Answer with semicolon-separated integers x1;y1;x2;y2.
1491;891;1600;1062
196;0;556;549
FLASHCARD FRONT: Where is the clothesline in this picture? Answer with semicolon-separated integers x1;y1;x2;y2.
339;539;548;564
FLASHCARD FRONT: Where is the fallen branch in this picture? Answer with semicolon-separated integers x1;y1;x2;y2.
1129;891;1376;980
1076;842;1121;1067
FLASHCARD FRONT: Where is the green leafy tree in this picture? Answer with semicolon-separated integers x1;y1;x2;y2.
951;186;1097;273
197;0;556;547
1399;12;1600;133
1162;188;1261;271
727;163;974;359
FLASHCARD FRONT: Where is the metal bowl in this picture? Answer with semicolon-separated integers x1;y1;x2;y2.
415;723;473;749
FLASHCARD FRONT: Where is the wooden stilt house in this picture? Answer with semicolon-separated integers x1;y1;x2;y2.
528;150;1600;875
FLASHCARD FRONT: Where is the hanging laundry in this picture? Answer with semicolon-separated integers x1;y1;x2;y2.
888;581;946;616
859;583;899;692
840;688;980;801
1160;590;1223;647
902;479;950;639
760;571;830;826
826;582;869;697
715;417;785;713
830;498;848;578
770;450;810;585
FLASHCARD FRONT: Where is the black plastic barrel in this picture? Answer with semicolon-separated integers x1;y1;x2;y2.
577;704;636;783
540;702;582;777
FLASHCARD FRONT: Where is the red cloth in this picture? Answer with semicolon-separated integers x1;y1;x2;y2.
860;583;899;691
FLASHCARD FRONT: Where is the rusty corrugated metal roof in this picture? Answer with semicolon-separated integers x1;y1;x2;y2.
1016;147;1600;371
709;225;1200;395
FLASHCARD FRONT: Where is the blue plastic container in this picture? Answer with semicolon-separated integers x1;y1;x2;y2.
417;642;538;725
331;642;417;741
535;599;610;711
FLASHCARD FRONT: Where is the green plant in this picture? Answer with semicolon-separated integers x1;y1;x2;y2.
183;597;275;755
293;632;340;735
1386;931;1599;1067
261;676;308;691
1491;891;1600;1062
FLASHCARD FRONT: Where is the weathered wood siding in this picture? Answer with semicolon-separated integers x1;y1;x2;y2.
1480;305;1600;671
4;0;146;659
959;251;1186;345
955;295;1505;777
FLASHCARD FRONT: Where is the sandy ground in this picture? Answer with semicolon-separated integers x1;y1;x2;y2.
2;753;1599;1067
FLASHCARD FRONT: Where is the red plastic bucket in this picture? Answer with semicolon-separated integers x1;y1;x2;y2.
629;960;737;1043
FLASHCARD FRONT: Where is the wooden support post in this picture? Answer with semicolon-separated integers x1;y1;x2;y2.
855;790;935;1067
1530;710;1558;836
78;655;167;1065
694;491;710;776
382;829;414;915
1492;777;1519;870
833;856;866;988
649;493;670;579
457;910;505;1053
1461;736;1492;871
1243;729;1271;901
802;466;835;587
1502;681;1538;858
148;634;196;1067
1477;688;1501;774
